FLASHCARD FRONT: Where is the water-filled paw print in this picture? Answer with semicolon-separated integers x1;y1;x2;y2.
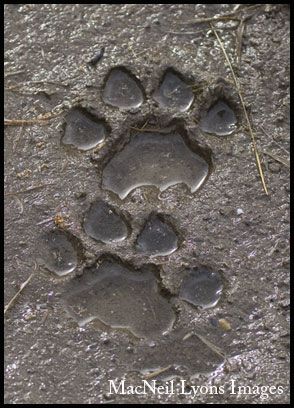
38;65;239;378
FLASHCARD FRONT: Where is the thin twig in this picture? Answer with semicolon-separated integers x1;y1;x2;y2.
183;15;240;24
4;111;62;126
182;5;264;25
4;272;35;315
166;29;204;35
193;332;226;359
140;119;149;130
36;217;54;226
144;365;172;380
210;23;268;195
6;80;70;89
262;151;290;168
4;70;25;78
130;125;174;134
5;119;48;126
4;183;53;196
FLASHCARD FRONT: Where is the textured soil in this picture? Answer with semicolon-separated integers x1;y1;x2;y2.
4;4;290;404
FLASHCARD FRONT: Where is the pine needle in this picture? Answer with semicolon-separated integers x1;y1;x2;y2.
143;365;172;380
4;272;34;315
192;332;226;359
182;5;264;25
210;23;269;195
262;151;290;168
4;111;62;126
4;183;53;196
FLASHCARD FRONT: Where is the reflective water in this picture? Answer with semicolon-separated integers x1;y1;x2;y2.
102;67;144;109
102;130;210;199
62;108;107;150
83;200;129;244
179;268;223;309
38;230;78;276
153;70;194;112
136;213;178;256
199;100;237;136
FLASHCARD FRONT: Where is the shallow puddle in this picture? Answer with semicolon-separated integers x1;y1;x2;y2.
199;100;237;136
179;267;223;309
153;69;194;112
136;213;178;256
83;200;129;244
102;128;210;199
102;67;144;109
62;257;175;339
62;107;107;150
37;230;78;276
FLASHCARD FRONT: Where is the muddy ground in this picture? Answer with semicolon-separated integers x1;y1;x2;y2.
4;4;290;404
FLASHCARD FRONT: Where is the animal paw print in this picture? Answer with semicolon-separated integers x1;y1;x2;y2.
39;66;238;378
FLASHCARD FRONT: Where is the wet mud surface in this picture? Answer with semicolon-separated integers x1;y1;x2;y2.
4;4;290;404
